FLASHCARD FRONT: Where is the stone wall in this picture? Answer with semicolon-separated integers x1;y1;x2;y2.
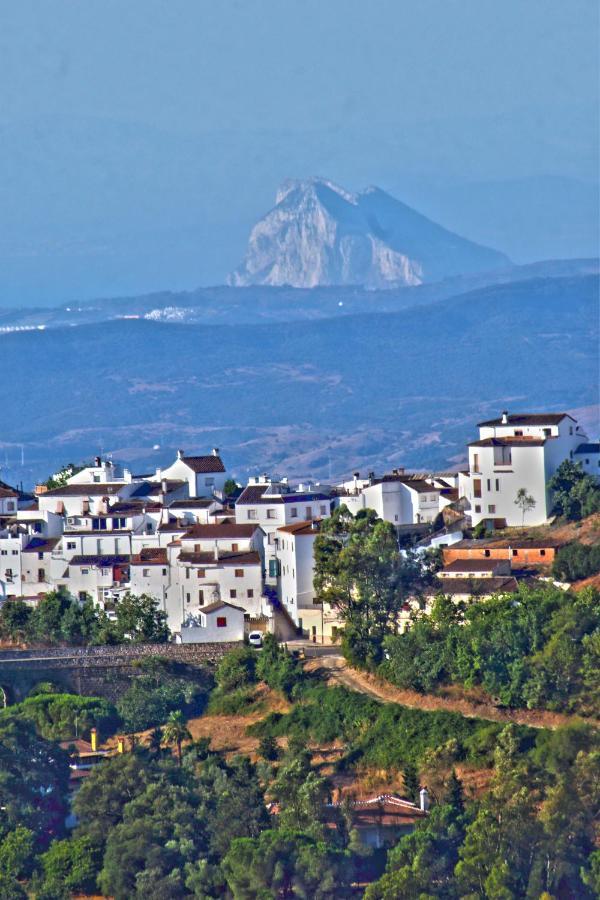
0;641;240;702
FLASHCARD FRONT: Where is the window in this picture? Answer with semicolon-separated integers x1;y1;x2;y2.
266;509;277;519
79;591;87;601
186;593;191;603
38;568;45;581
186;569;190;579
268;559;280;578
38;552;44;560
569;426;573;435
320;504;327;515
204;477;214;486
585;459;590;465
81;568;89;575
231;543;239;552
493;446;512;466
247;509;257;520
6;502;14;511
305;507;312;519
143;568;150;577
198;590;204;605
495;479;500;491
247;589;254;598
543;428;551;437
67;541;76;550
216;616;227;628
11;549;18;555
229;589;237;599
101;568;110;576
540;549;546;557
162;568;167;576
472;453;480;472
197;568;206;578
488;505;496;514
235;568;244;577
473;479;482;499
486;479;491;491
474;505;481;513
290;507;298;518
395;514;398;521
484;549;490;557
93;474;101;482
5;569;12;579
512;549;518;557
0;550;5;556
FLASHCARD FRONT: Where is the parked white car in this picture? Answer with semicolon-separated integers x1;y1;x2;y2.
248;631;263;648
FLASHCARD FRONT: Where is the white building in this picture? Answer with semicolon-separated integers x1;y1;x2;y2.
235;476;331;580
180;600;245;643
158;449;227;498
462;411;589;527
574;442;600;477
335;472;440;525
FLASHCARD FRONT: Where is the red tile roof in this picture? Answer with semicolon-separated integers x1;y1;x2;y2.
182;455;226;473
181;523;261;539
477;413;571;427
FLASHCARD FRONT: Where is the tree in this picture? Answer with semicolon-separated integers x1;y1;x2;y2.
548;459;600;521
314;506;428;667
112;593;170;643
222;829;350;900
73;752;158;851
0;600;32;643
161;710;191;765
223;477;239;497
514;487;536;526
258;733;279;761
0;827;35;879
36;836;99;898
271;750;330;840
0;717;69;842
402;762;420;804
214;646;256;693
256;633;303;697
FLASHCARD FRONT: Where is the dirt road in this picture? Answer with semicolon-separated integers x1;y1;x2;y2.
311;655;598;731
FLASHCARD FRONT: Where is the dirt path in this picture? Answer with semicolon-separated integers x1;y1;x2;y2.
311;656;599;731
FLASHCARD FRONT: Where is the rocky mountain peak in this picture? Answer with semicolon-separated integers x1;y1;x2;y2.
229;178;510;289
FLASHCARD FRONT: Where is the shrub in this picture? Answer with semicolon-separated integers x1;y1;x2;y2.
215;647;257;693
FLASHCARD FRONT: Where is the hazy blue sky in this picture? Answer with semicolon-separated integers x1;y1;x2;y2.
0;0;597;305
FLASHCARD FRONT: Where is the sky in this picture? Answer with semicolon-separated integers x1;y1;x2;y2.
0;0;598;305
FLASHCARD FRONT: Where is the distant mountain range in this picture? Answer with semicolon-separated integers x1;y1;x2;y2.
229;178;509;288
0;272;596;487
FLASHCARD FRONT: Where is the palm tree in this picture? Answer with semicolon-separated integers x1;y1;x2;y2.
161;710;191;765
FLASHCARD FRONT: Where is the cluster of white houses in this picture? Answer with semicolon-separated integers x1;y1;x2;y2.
0;412;597;642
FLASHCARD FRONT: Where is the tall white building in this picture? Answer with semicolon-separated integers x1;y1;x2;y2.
461;411;589;527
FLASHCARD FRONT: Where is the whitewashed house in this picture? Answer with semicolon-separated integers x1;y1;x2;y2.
158;449;227;498
574;442;600;476
180;600;245;643
462;412;589;528
335;472;440;525
235;476;331;580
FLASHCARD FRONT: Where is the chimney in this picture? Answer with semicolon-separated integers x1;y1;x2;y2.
94;456;101;467
90;727;98;752
501;411;508;425
177;449;184;460
212;447;219;456
117;736;125;754
419;787;430;812
161;478;168;494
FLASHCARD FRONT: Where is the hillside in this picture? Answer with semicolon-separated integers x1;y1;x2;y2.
0;274;596;485
229;178;509;288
